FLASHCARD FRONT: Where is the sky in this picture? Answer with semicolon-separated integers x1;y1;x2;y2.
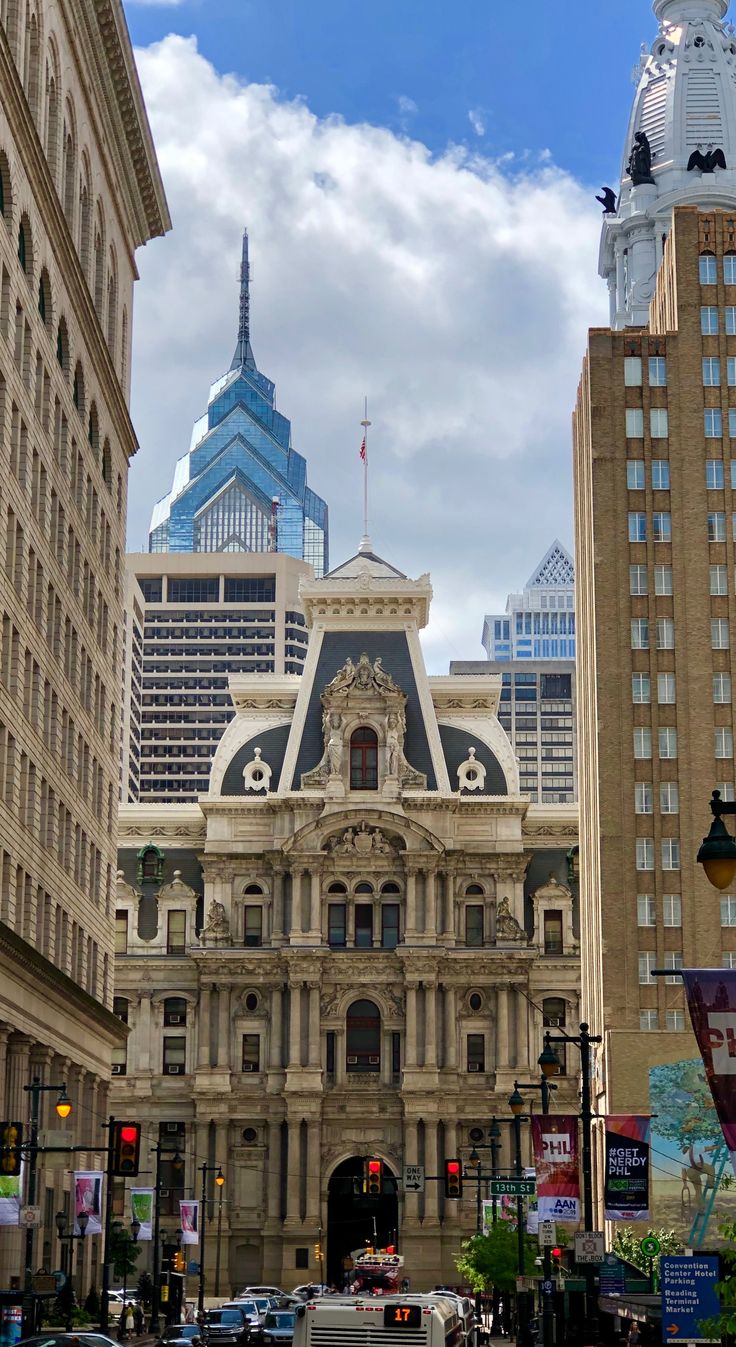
121;0;655;670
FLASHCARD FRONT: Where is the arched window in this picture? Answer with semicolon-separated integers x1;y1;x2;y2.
120;305;128;389
346;999;380;1073
25;9;41;125
17;216;29;274
45;43;60;182
136;843;163;886
465;883;484;895
87;400;98;451
0;150;11;222
72;360;84;414
37;266;50;328
62;100;76;227
106;245;117;357
350;726;378;790
93;203;105;317
101;436;111;487
163;996;187;1026
79;155;91;276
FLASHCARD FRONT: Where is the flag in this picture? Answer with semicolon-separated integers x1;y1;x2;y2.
604;1116;651;1220
359;436;366;462
74;1171;103;1235
131;1190;154;1240
683;969;736;1174
179;1199;199;1244
530;1115;580;1223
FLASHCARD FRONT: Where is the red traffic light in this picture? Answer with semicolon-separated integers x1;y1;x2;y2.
111;1121;142;1177
366;1158;383;1195
368;1161;381;1174
551;1247;562;1258
120;1126;138;1143
444;1159;463;1199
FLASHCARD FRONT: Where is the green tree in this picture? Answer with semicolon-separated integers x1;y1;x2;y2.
455;1223;537;1294
612;1225;681;1279
109;1222;141;1281
699;1219;736;1338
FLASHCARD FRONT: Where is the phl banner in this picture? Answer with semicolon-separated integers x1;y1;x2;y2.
74;1171;103;1235
530;1115;580;1223
179;1199;199;1244
130;1190;153;1241
604;1116;651;1220
683;969;736;1173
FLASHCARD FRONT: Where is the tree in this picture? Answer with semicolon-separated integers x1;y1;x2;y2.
612;1225;681;1278
108;1222;141;1281
699;1218;736;1339
455;1223;537;1294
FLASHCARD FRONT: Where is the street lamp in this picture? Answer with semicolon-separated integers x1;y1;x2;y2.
22;1079;72;1337
120;1218;141;1320
698;789;736;888
507;1089;529;1343
148;1144;184;1336
198;1164;225;1315
514;1069;559;1347
55;1208;89;1328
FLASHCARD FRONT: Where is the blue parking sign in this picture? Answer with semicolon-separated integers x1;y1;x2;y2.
660;1256;720;1342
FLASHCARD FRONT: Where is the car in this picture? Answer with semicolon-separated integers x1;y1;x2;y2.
107;1291;138;1306
260;1310;296;1345
202;1307;251;1347
18;1337;121;1347
290;1285;327;1301
238;1287;284;1300
154;1326;204;1347
219;1303;262;1337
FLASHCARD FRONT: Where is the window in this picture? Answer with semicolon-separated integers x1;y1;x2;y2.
113;996;129;1023
355;903;373;948
730;360;736;388
707;460;725;488
627;461;645;490
242;1034;260;1072
702;305;719;334
164;997;187;1027
637;895;656;927
632;673;651;703
295;1248;309;1270
704;357;721;386
714;673;732;703
653;513;671;543
712;617;730;648
630;565;648;596
115;910;128;954
649;356;667;386
659;728;678;759
711;564;728;595
328;904;346;947
543;910;563;955
111;1045;127;1076
700;253;717;284
163;1037;186;1075
654;564;673;595
467;1034;485;1073
350;727;378;790
639;952;656;985
346;999;380;1073
724;952;736;968
223;576;276;603
626;408;644;438
635;782;653;814
166;910;186;955
662;838;680;870
709;512;726;542
726;255;736;285
660;782;679;814
636;838;654;870
381;904;399;949
634;727;652;759
705;409;723;438
631;618;649;649
665;952;683;984
656;617;674;649
730;411;736;440
244;906;262;948
727;306;736;335
716;727;734;759
465;905;484;947
624;356;642;386
651;408;669;438
664;894;682;927
719;783;736;802
652;461;670;490
666;1010;685;1031
628;512;647;542
167;578;219;604
392;1032;400;1077
658;673;676;704
640;1010;659;1030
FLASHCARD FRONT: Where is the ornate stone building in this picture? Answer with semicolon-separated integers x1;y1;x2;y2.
114;545;579;1291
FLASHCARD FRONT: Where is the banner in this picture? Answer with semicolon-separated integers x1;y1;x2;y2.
604;1116;651;1220
74;1171;102;1235
530;1115;580;1223
179;1199;199;1244
0;1163;22;1227
684;969;736;1174
131;1189;153;1241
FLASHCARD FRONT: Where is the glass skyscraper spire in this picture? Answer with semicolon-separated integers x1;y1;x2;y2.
148;230;329;575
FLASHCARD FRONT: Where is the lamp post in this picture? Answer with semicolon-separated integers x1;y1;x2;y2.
55;1208;89;1328
197;1165;225;1316
22;1079;72;1337
541;1024;603;1346
508;1088;529;1343
214;1180;225;1299
698;789;736;888
120;1218;141;1322
149;1145;183;1336
514;1067;559;1347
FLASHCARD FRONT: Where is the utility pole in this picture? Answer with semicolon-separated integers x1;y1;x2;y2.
21;1077;71;1338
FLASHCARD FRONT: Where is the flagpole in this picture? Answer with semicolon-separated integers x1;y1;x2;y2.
361;396;371;548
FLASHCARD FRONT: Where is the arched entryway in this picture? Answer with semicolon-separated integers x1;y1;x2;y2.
326;1156;398;1287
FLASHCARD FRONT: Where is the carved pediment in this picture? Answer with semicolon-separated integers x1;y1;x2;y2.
323;821;399;856
159;871;198;904
115;872;141;905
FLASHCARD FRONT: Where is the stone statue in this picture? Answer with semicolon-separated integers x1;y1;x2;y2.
373;657;397;692
386;716;401;776
325;711;343;776
687;144;727;173
200;898;232;946
326;657;356;695
495;896;526;943
355;652;374;689
627;131;655;185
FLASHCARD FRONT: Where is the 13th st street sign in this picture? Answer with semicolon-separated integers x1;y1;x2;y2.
488;1178;536;1196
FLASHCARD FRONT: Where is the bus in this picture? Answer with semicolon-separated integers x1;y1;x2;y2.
292;1293;466;1345
351;1251;403;1295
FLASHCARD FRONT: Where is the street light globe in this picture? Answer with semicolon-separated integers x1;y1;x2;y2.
508;1087;525;1116
538;1043;561;1079
55;1211;66;1236
697;814;736;889
77;1210;90;1237
55;1088;72;1120
130;1219;141;1243
488;1118;501;1141
215;1167;225;1187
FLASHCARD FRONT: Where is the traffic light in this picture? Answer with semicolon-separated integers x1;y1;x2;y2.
314;1244;322;1263
0;1122;22;1176
365;1158;382;1196
173;1251;186;1273
111;1121;141;1176
444;1158;463;1199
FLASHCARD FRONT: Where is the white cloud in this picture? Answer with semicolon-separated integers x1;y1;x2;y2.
468;108;485;136
397;95;418;117
129;35;607;670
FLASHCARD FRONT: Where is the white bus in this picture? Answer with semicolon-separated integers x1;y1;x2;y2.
292;1293;466;1346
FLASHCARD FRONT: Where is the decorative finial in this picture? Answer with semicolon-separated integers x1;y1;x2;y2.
359;397;371;553
230;228;256;371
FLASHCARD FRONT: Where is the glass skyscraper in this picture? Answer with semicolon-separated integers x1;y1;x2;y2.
148;231;329;575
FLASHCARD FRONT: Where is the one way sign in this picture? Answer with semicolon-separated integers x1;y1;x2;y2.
403;1165;425;1193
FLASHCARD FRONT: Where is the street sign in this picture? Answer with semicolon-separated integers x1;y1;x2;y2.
32;1275;56;1294
660;1256;720;1343
575;1232;605;1264
19;1206;41;1228
541;1279;555;1298
403;1165;425;1193
641;1235;661;1259
599;1253;626;1296
538;1220;557;1248
489;1177;536;1196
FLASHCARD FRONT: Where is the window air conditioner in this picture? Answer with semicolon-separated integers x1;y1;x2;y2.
166;1064;182;1074
369;1056;379;1065
164;1123;180;1134
347;1055;358;1065
111;1064;124;1075
159;1188;171;1199
546;1017;562;1027
242;1063;257;1072
468;1063;481;1072
168;1014;183;1025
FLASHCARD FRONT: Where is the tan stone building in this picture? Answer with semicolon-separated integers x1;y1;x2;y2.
113;545;580;1293
0;0;168;1292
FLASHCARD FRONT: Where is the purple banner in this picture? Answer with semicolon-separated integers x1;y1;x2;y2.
604;1116;651;1220
683;969;736;1173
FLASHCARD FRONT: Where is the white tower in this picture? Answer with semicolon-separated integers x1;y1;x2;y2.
601;0;736;326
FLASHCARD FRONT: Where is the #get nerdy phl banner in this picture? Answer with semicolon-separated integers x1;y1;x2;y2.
530;1115;580;1223
683;969;736;1175
604;1116;651;1221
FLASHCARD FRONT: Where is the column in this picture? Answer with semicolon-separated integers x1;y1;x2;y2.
0;1025;10;1115
217;986;231;1071
288;985;301;1069
6;1035;31;1118
405;872;417;938
403;1119;419;1225
424;983;437;1069
306;1121;320;1222
285;1119;301;1222
424;1122;439;1222
266;1120;281;1221
516;988;529;1071
444;987;457;1070
496;986;509;1069
424;871;437;939
271;871;284;944
405;986;417;1068
346;901;356;947
269;987;283;1070
139;991;153;1072
309;873;321;940
197;987;211;1069
308;986;321;1068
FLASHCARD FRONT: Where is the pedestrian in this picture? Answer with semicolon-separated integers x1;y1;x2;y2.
124;1304;135;1339
117;1308;127;1342
133;1303;144;1336
627;1324;641;1347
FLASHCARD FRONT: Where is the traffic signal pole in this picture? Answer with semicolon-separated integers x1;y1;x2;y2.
100;1116;116;1334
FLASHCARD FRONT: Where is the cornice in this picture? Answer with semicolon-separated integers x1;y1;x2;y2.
0;920;126;1044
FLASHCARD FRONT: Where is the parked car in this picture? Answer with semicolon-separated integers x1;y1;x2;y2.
238;1287;284;1300
154;1325;204;1347
261;1310;296;1345
202;1307;251;1347
18;1337;121;1347
107;1291;138;1306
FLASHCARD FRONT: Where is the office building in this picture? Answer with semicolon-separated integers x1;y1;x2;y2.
481;540;575;662
0;0;169;1292
148;231;329;576
122;552;311;803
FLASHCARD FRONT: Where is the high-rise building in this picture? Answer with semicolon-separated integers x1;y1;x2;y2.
574;0;736;1220
148;231;329;576
481;540;575;661
0;0;168;1294
122;552;311;803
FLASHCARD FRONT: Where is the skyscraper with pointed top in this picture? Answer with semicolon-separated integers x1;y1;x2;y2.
148;230;329;576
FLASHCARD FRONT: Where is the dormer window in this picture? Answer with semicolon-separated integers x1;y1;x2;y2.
137;843;164;886
350;727;378;790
